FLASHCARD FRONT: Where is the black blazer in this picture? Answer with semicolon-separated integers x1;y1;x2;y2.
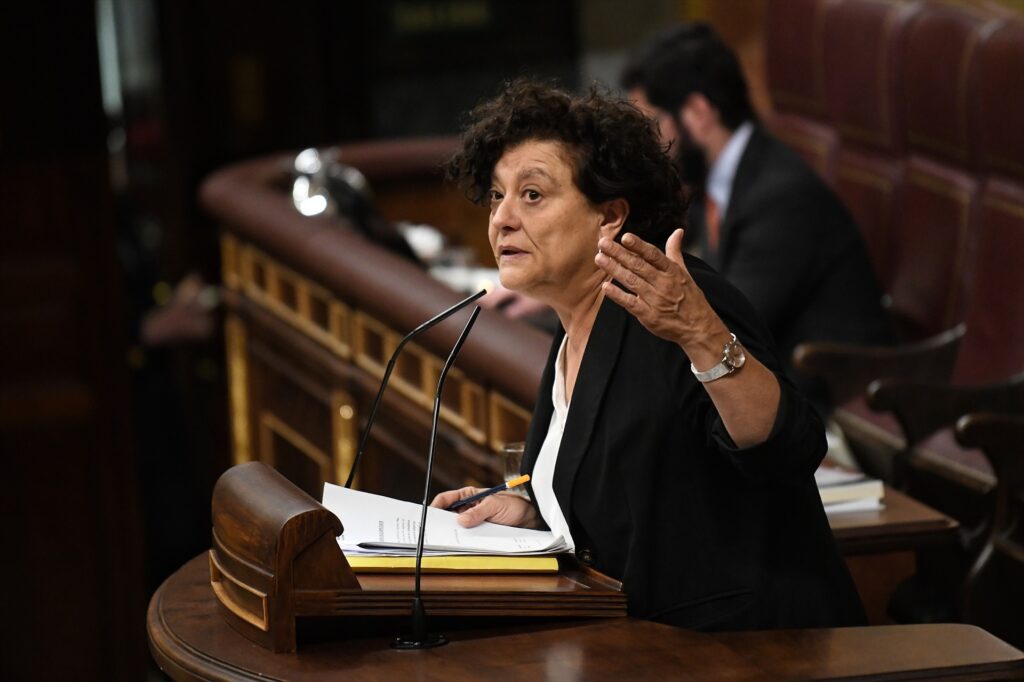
690;127;892;410
521;257;866;631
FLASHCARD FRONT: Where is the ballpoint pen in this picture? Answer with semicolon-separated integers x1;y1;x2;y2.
445;474;531;511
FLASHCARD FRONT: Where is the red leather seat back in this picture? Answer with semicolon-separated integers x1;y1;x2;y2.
887;159;976;339
831;149;905;288
823;0;914;154
766;113;838;180
902;5;998;167
823;0;920;288
764;0;838;179
954;181;1024;382
765;0;827;117
880;4;997;339
971;19;1024;182
954;19;1024;382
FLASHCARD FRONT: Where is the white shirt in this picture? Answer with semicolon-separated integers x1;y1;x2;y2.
530;336;576;550
705;121;755;218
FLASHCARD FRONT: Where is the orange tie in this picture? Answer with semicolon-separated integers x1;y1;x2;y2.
705;195;721;253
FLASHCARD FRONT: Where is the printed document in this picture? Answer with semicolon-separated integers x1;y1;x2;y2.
322;482;569;556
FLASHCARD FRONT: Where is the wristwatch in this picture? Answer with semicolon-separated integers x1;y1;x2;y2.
690;333;746;383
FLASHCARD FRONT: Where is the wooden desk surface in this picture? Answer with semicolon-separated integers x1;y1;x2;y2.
830;485;958;554
149;555;1023;681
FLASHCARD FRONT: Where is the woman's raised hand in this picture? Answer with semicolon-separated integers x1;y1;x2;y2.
597;228;782;448
595;229;723;351
430;487;540;529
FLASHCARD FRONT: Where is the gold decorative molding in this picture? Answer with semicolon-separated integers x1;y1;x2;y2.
983;194;1024;220
224;231;534;456
460;380;488;445
837;165;897;193
260;410;331;474
774;128;830;176
488;392;533;453
225;313;252;464
221;233;241;291
332;391;358;486
907;170;972;206
238;243;353;358
353;311;394;379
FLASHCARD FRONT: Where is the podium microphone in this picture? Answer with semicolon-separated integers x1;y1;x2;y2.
343;289;486;488
392;304;481;650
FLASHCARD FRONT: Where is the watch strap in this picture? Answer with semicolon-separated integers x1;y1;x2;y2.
690;333;740;383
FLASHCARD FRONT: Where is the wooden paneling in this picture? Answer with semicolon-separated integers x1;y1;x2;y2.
0;5;146;678
221;232;534;503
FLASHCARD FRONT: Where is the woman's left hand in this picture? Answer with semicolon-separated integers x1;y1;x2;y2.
596;228;781;448
595;229;720;350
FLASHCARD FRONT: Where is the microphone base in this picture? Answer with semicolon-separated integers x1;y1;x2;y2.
390;632;448;650
391;596;449;649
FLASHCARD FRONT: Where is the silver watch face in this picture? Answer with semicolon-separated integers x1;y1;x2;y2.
725;340;746;369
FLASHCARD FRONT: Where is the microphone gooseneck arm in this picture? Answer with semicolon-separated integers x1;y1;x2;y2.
391;305;481;650
343;289;486;488
414;305;481;597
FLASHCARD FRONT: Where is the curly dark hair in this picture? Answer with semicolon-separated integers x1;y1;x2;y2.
446;80;688;246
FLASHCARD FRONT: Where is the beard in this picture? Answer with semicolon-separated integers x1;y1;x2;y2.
664;119;708;252
675;138;708;199
672;127;708;200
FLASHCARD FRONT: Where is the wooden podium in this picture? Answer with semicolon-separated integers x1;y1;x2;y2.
150;553;1024;681
209;462;626;652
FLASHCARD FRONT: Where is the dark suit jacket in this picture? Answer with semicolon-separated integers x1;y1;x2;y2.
521;257;866;631
690;127;892;410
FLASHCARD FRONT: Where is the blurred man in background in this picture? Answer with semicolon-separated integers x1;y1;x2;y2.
621;23;892;414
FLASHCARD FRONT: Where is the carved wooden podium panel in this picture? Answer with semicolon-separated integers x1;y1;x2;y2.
209;462;625;652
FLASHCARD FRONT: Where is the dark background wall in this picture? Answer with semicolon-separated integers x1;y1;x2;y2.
0;1;584;679
0;2;147;679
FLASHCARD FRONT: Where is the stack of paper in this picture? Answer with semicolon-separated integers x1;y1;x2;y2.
321;483;568;572
815;464;885;514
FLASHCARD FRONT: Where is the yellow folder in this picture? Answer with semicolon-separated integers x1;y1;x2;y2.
346;554;560;574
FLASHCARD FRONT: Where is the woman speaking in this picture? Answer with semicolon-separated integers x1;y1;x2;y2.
432;81;865;630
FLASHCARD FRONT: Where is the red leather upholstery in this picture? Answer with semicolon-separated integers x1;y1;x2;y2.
883;3;995;339
765;0;829;117
902;4;1000;168
832;148;904;287
766;0;1024;490
972;21;1024;182
767;113;838;180
765;0;838;179
955;17;1024;382
823;0;916;154
954;182;1024;383
954;18;1024;382
823;0;919;287
887;158;976;339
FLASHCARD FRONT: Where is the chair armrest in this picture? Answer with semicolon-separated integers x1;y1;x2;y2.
868;373;1024;448
792;324;965;405
955;412;1024;612
956;413;1024;495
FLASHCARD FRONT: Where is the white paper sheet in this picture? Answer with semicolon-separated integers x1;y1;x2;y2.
322;483;569;556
